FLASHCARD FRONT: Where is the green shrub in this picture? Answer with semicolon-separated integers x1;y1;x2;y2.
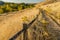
0;9;3;14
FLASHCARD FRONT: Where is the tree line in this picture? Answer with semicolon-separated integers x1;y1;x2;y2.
0;3;35;14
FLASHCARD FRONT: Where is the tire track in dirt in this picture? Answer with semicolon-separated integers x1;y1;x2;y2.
40;10;60;40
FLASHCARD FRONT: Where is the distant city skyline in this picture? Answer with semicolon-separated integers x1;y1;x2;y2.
0;0;44;3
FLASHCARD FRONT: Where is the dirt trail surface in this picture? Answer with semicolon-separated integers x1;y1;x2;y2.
40;10;60;40
40;2;60;40
0;1;60;40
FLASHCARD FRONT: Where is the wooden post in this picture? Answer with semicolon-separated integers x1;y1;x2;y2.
23;23;28;40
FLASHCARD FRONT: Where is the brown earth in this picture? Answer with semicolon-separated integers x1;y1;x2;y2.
0;1;60;40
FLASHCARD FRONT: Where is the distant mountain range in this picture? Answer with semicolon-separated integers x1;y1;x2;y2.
0;1;36;5
0;1;4;5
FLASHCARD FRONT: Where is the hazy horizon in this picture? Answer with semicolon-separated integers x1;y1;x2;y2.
0;0;44;3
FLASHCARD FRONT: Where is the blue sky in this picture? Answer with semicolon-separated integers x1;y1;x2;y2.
1;0;44;3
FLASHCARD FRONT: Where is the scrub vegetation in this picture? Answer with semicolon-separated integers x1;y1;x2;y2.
0;2;35;14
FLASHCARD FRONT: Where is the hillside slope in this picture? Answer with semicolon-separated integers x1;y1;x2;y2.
0;1;60;40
